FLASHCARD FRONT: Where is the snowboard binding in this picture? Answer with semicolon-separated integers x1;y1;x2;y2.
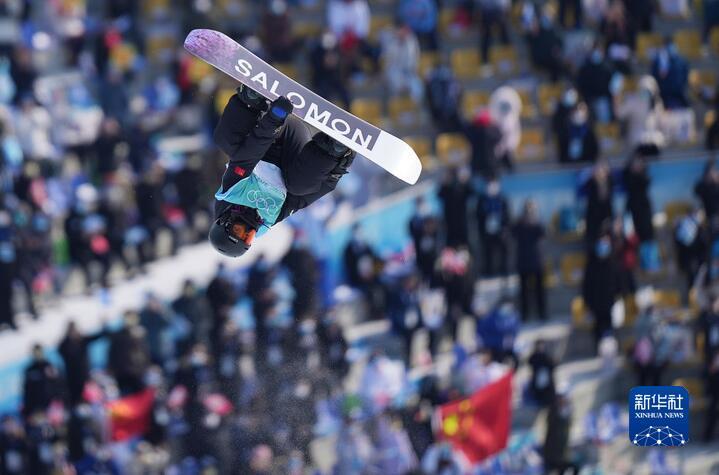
312;132;355;179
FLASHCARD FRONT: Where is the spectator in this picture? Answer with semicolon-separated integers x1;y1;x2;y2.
695;159;719;221
343;225;386;318
326;0;375;75
477;0;511;63
526;9;566;81
22;344;64;418
476;178;510;277
513;199;547;321
409;197;441;285
699;296;719;371
707;83;719;151
139;293;172;365
527;339;556;406
704;0;719;43
0;416;29;475
309;32;351;108
206;263;238;319
489;86;521;172
438;246;474;345
260;0;299;63
397;0;439;50
651;38;689;110
437;167;471;248
674;208;708;291
463;110;504;179
476;298;520;365
705;349;719;441
614;75;666;152
543;387;577;475
600;0;636;74
576;43;616;123
172;279;211;354
108;311;150;395
426;60;463;132
0;207;16;330
551;88;578;158
623;0;654;32
281;230;321;320
58;321;107;405
556;101;599;163
623;151;655;243
381;23;423;103
584;161;614;243
610;217;639;297
420;442;464;474
583;228;622;349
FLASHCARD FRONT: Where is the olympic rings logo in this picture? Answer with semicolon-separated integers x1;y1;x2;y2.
247;189;279;215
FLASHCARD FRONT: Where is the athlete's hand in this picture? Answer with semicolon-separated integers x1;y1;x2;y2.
267;96;294;124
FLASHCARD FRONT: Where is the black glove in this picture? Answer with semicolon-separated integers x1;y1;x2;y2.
266;96;294;125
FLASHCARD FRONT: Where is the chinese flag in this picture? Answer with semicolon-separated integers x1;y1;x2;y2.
436;371;513;465
106;388;156;442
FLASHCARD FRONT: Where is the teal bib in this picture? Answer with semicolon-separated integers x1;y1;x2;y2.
214;162;287;236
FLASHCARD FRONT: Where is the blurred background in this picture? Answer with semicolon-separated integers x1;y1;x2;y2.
1;0;719;473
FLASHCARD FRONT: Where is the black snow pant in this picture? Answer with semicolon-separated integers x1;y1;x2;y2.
213;94;342;221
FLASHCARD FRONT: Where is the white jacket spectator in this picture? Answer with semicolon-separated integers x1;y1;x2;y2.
381;25;423;102
489;86;522;159
15;98;57;161
615;75;666;149
327;0;370;40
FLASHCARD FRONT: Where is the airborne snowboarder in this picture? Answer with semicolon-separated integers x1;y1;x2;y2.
209;85;355;257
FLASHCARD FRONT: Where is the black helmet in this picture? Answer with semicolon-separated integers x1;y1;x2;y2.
208;204;261;258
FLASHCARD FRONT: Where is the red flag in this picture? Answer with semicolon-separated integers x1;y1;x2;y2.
106;388;156;442
436;371;513;465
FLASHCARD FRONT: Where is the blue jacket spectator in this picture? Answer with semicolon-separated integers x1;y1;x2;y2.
397;0;439;50
651;41;689;110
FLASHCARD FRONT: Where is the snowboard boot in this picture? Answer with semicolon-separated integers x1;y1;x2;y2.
236;84;268;113
313;132;355;181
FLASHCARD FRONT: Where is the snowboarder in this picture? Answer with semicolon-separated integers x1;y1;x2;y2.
209;85;355;257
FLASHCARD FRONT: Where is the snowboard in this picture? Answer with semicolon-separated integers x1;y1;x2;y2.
184;29;422;185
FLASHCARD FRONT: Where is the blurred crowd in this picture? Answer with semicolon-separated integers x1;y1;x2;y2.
1;0;719;474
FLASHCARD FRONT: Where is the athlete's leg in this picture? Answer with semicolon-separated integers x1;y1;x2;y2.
282;131;354;196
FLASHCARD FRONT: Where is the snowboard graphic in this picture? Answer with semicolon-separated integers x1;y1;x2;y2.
184;29;422;185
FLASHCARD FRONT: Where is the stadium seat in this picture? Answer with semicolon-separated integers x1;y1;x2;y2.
369;15;393;41
672;378;705;410
655;289;681;309
560;252;586;286
636;32;663;62
516;89;537;119
146;35;175;64
350;98;383;126
544;259;558;288
187;57;214;84
435;133;471;165
439;8;457;35
142;0;169;18
711;27;719;56
461;90;490;120
571;296;591;329
538;83;563;116
403;136;435;170
596;123;622;155
517;128;545;162
673;29;702;61
419;51;439;78
451;48;481;80
293;23;322;40
489;45;519;77
706;110;716;129
663;200;693;227
389;97;421;128
688;69;717;99
274;63;299;80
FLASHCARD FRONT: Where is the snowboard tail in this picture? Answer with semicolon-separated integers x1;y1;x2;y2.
184;29;421;185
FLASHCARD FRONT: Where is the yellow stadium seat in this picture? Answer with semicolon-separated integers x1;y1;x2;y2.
624;295;639;326
293;23;322;40
544;259;558;288
636;32;663;61
461;90;490;120
711;27;719;56
274;63;298;80
516;89;536;119
571;296;591;329
673;29;702;61
350;98;383;126
655;289;681;309
689;69;717;99
143;0;169;18
664;200;693;226
403;136;435;170
707;110;717;129
439;8;457;35
538;83;563;116
389;96;421;128
451;48;481;80
672;377;705;409
369;15;393;41
214;88;235;114
435;133;471;165
146;35;175;63
419;51;439;78
489;45;518;77
517;128;545;162
596;123;622;155
560;252;586;286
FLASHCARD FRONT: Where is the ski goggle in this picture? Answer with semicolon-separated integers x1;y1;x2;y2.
230;221;256;245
